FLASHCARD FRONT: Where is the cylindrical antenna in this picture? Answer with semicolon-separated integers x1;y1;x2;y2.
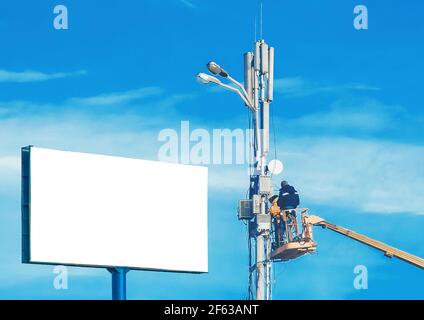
268;47;274;102
262;101;269;156
254;41;261;71
261;42;269;75
244;52;254;101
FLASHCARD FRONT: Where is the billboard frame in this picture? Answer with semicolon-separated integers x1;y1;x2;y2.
21;146;208;275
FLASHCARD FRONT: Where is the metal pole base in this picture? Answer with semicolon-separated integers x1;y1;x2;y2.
107;267;129;300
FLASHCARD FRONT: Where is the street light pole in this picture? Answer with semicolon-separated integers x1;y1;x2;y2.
197;39;274;300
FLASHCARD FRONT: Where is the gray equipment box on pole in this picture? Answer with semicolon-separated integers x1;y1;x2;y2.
238;200;254;220
257;213;271;230
252;194;261;214
259;175;272;195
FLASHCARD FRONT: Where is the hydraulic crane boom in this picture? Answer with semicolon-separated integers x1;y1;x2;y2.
307;215;424;269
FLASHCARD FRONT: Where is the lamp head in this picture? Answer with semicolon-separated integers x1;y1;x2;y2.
207;61;229;77
196;73;221;85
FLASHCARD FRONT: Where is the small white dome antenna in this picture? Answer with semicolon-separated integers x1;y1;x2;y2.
267;159;284;175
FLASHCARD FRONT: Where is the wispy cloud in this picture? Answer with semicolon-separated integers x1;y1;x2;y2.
208;136;424;216
280;137;424;215
0;87;199;208
282;99;424;215
274;77;380;97
0;156;19;195
0;69;87;83
150;0;196;9
0;87;196;119
67;87;162;106
179;0;195;8
289;99;403;133
0;85;422;219
203;97;424;216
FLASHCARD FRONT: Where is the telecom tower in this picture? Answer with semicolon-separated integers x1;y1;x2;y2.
244;40;274;301
197;38;275;300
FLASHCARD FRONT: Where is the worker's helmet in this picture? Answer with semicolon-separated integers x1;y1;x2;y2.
281;180;289;188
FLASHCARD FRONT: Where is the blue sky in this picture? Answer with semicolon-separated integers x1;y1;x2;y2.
0;0;423;299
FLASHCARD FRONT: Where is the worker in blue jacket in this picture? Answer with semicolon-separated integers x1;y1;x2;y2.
277;180;300;210
277;180;300;243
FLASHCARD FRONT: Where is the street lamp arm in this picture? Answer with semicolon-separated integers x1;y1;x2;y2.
227;75;254;108
216;82;256;112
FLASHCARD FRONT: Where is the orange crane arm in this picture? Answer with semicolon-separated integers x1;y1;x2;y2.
307;215;424;269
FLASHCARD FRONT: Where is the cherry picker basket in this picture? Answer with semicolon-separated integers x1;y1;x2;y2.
270;208;317;261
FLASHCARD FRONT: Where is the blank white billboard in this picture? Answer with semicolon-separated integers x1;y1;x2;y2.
22;147;208;273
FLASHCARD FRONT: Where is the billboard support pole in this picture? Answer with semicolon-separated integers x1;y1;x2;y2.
108;267;129;300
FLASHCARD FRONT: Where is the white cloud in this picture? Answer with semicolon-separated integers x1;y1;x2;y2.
0;156;19;171
0;89;196;121
0;87;197;196
180;0;195;8
0;156;20;195
67;87;162;106
206;136;424;216
274;77;380;97
280;137;424;215
208;166;249;191
0;69;87;83
0;117;158;197
290;99;402;132
0;111;161;161
147;0;196;9
1;86;423;216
